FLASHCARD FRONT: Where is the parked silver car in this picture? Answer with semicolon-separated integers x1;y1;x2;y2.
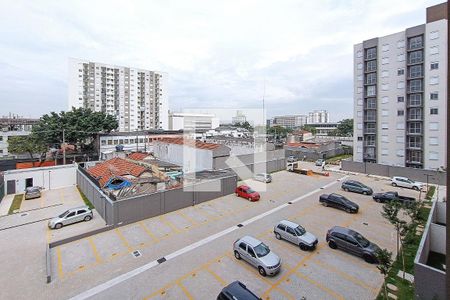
233;236;281;276
391;176;424;191
25;187;41;200
274;220;318;250
48;206;93;229
254;173;272;183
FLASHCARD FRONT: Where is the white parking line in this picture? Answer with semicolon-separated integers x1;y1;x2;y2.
69;175;347;300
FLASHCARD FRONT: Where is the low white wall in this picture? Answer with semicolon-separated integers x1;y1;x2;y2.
4;164;77;194
430;223;446;254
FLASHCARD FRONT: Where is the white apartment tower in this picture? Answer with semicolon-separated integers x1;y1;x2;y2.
68;59;169;132
307;110;330;124
353;2;447;170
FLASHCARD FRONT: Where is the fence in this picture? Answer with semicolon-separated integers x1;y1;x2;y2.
77;167;237;226
341;159;446;185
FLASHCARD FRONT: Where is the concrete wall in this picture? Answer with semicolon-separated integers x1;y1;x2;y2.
342;159;446;185
154;142;213;172
4;164;77;195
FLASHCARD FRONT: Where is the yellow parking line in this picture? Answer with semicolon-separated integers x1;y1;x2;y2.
295;270;345;300
177;282;194;300
56;247;64;278
261;244;322;298
40;195;45;208
139;221;160;243
159;215;182;234
312;259;377;293
114;228;132;251
323;248;376;272
205;266;226;286
176;211;200;227
88;237;103;264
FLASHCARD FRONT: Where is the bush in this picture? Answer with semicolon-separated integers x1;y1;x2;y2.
425;185;436;200
77;187;94;209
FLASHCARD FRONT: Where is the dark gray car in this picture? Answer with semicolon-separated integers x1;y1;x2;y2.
326;226;380;263
341;180;373;195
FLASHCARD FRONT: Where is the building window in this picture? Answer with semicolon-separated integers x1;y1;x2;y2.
381;70;389;78
356;50;362;58
408;65;423;78
357;136;363;141
397;54;405;62
381;135;389;143
382;44;389;52
381;123;388;129
366;86;376;97
381;84;389;91
430;62;439;70
396;136;404;143
429;31;439;39
430;92;438;100
408;50;423;64
396;122;405;130
397;96;404;102
381;57;389;64
365;60;377;72
430;46;439;55
107;139;112;145
408;36;423;50
396;150;404;157
357;63;363;70
397;40;405;48
381;149;388;156
397;110;404;116
429;152;438;160
381;96;389;104
382;110;389;117
101;140;106;146
397;81;404;89
366;73;377;84
430;108;438;115
397;69;404;75
408;79;422;92
429;122;438;130
429;76;439;85
429;137;438;145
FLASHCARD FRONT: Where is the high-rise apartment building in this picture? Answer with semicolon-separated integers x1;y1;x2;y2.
353;2;447;170
307;110;330;124
68;59;169;132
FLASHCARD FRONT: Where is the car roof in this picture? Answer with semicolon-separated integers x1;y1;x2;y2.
344;180;360;184
393;176;408;180
26;186;39;191
222;281;259;299
239;236;262;247
279;220;300;228
67;206;91;211
238;185;250;189
330;226;355;235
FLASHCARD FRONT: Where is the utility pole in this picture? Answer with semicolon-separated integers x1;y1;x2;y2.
62;128;66;165
424;174;433;192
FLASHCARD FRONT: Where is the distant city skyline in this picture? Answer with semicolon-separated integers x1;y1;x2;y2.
0;0;443;122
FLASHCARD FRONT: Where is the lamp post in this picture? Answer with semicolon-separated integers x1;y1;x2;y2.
424;173;434;192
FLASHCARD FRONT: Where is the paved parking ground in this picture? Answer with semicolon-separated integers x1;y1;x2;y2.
1;169;423;300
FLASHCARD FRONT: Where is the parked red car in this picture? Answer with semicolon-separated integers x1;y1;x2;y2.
235;185;260;201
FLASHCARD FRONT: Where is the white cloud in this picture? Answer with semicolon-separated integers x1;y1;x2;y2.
0;0;442;121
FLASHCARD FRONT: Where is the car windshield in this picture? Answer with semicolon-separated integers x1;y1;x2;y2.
247;188;256;194
353;232;370;247
254;243;270;257
294;226;306;236
58;210;69;218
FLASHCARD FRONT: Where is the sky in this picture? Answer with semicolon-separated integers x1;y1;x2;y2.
0;0;443;122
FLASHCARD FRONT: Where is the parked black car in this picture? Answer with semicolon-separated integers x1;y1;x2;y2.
319;193;359;213
341;180;373;195
217;281;261;300
326;226;380;263
372;191;415;205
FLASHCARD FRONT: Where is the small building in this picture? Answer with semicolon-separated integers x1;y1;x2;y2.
287;130;313;143
284;140;344;161
153;138;230;172
0;115;39;158
168;112;220;131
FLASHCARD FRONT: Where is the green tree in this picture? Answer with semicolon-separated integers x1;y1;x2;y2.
335;118;353;136
8;135;47;160
376;248;393;300
301;125;317;135
32;107;118;149
234;121;254;132
267;125;291;138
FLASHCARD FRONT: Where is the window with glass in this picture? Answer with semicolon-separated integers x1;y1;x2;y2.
408;50;423;64
365;47;377;60
430;108;438;115
430;62;439;70
364;135;376;146
366;85;376;97
408;79;422;92
408;108;422;120
408;35;423;50
430;92;438;100
397;69;404;75
365;123;376;133
408;94;422;106
365;60;377;72
397;110;404;116
397;96;404;102
408;136;422;148
408;65;423;78
407;150;422;163
365;73;377;85
408;122;422;134
364;111;376;121
366;98;376;109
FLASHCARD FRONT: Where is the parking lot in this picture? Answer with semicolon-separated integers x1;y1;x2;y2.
40;167;422;300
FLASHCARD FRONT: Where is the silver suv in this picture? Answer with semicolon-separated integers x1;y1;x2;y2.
48;206;93;229
274;220;318;250
233;236;281;276
254;173;272;183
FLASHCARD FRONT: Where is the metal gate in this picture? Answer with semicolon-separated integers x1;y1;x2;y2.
6;180;15;195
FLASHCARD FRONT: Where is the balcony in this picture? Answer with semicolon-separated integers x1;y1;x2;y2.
407;143;422;149
407;101;422;108
364;104;377;110
407;129;423;135
407;73;424;80
363;141;376;147
363;128;376;134
407;114;423;121
363;117;376;122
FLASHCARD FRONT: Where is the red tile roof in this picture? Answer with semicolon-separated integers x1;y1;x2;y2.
88;157;147;187
128;152;149;161
157;137;221;150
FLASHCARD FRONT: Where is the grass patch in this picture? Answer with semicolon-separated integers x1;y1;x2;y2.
326;154;352;165
8;194;24;214
77;186;94;209
425;185;436;200
376;206;431;299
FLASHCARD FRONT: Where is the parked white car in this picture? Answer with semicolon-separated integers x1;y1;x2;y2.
273;220;318;250
391;176;424;191
48;206;93;229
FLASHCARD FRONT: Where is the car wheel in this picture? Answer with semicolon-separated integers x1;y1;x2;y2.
322;202;328;207
84;215;92;221
345;208;351;213
328;241;337;249
55;223;63;229
392;183;397;187
248;197;252;201
374;198;381;203
235;193;239;196
363;191;368;195
364;254;375;264
234;251;241;260
299;244;308;251
258;266;267;277
413;186;419;191
344;188;349;192
275;232;282;240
